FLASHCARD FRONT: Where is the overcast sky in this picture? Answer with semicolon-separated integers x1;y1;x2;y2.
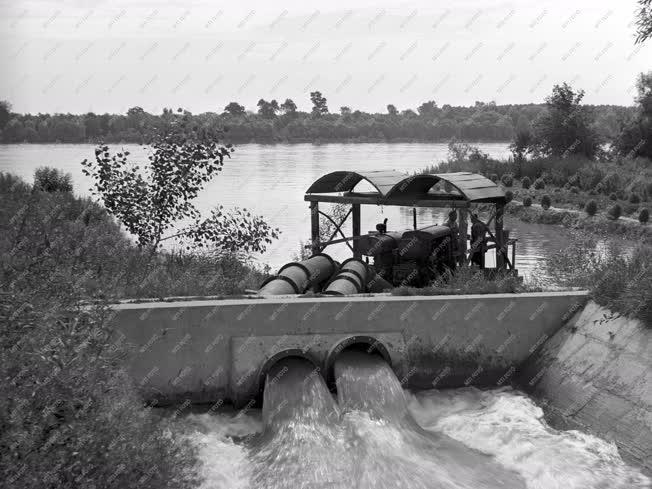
1;0;650;115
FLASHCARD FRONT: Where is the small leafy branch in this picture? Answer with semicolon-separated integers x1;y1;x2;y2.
82;112;279;253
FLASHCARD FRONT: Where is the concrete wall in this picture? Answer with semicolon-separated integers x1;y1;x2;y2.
518;301;652;476
110;291;586;406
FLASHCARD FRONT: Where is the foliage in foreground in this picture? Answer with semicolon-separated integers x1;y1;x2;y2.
0;170;275;487
0;294;200;489
0;172;269;300
543;237;652;326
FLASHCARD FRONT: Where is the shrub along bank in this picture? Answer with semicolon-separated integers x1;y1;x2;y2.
0;171;271;488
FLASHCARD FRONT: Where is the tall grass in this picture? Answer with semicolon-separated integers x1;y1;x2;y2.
542;236;652;325
1;295;200;489
0;171;272;487
391;266;529;296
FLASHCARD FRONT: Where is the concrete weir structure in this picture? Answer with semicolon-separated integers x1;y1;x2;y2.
519;301;652;475
109;290;587;406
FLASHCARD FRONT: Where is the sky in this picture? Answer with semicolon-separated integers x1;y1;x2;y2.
1;0;650;115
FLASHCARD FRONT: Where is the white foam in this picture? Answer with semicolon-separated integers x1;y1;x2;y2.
408;387;651;489
185;412;261;489
181;387;650;489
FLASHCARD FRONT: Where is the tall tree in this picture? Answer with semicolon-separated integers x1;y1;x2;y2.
280;98;297;115
417;100;438;119
635;0;652;43
256;99;279;119
81;112;278;252
530;83;601;159
223;102;246;116
310;91;328;116
615;72;652;159
0;100;12;130
387;104;398;116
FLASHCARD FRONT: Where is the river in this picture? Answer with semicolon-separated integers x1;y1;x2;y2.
0;142;605;280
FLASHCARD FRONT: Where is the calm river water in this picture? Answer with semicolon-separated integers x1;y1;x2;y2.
0;142;598;279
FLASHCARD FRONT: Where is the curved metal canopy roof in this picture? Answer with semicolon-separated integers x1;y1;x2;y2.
305;170;505;204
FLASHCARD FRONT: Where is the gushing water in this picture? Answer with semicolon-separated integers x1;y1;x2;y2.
185;353;650;489
334;350;526;488
249;357;351;489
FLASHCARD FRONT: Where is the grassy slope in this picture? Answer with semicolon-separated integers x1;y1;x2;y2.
0;171;272;488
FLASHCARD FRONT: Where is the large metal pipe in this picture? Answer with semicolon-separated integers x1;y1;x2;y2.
259;253;337;296
323;258;369;295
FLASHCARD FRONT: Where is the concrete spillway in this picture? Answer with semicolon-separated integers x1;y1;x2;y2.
109;290;588;406
108;289;652;481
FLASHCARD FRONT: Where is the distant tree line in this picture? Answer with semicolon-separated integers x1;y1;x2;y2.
0;89;636;147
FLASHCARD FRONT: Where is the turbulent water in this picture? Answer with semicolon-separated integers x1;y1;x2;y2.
184;354;650;489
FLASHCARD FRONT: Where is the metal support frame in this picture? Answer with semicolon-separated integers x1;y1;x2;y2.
495;203;505;269
352;204;361;259
310;201;320;255
318;209;354;252
458;206;468;265
322;207;352;247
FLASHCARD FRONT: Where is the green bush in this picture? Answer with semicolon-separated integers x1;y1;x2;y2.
585;200;598;216
541;194;551;210
490;173;499;183
521;176;531;189
501;173;514;187
34;166;73;193
533;178;545;190
607;204;622;220
629;193;641;204
570;185;579;194
504;190;513;203
609;192;618;201
523;196;532;207
568;173;580;186
600;172;623;195
639;208;650;224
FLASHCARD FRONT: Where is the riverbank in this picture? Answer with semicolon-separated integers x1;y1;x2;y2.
506;200;652;244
